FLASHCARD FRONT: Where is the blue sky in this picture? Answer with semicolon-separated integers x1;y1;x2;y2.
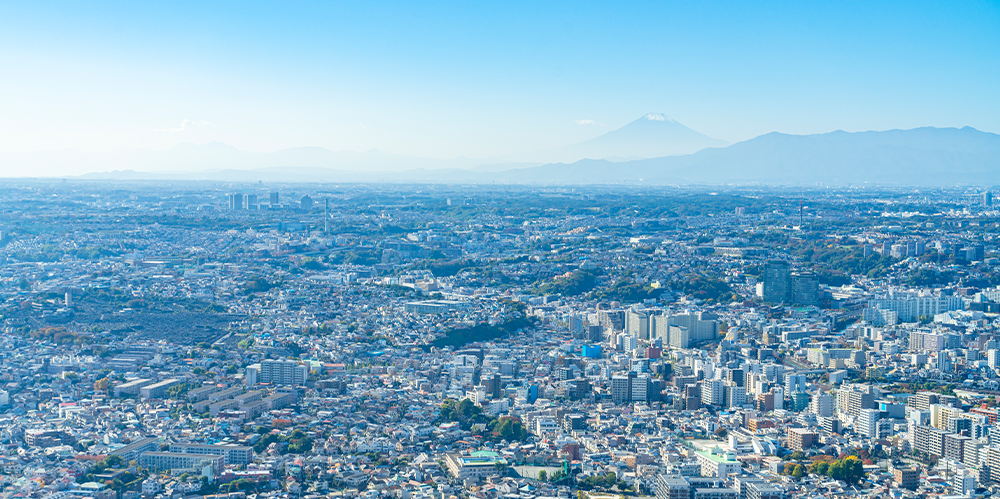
0;1;997;162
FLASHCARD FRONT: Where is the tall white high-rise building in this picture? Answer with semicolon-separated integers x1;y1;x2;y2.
701;379;725;406
785;373;807;393
857;408;881;438
725;384;746;408
810;392;834;417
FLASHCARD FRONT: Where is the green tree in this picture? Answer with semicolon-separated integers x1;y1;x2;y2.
826;456;864;484
537;470;547;482
792;465;806;478
809;461;829;475
491;416;529;442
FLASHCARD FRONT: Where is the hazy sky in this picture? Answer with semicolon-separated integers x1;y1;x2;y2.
1;1;998;162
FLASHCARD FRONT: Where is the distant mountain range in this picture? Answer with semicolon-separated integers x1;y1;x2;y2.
5;142;491;176
501;126;1000;185
1;113;726;177
5;115;1000;185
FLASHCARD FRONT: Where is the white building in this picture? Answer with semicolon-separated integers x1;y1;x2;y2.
857;408;881;438
245;360;308;386
141;478;160;496
696;449;741;478
701;380;724;406
810;392;834;417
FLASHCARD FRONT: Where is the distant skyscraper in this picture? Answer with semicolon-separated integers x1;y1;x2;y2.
244;194;257;210
301;195;314;210
228;193;244;210
983;191;993;209
269;192;280;205
973;244;985;261
762;260;790;303
790;272;819;306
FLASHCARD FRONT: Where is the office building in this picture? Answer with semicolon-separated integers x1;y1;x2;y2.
762;261;790;303
300;195;314;210
790;272;819;306
228;193;244;210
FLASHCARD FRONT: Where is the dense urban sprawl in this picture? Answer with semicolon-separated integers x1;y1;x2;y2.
1;182;1000;499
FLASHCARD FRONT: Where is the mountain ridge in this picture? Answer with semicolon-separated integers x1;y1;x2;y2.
543;125;1000;185
11;125;1000;186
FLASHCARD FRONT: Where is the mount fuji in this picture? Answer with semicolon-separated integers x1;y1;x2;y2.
543;113;729;163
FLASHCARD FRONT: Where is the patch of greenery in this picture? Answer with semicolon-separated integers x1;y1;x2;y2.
539;270;597;296
906;268;954;287
328;248;381;265
77;455;126;483
807;456;865;484
431;316;535;349
300;257;325;270
577;472;628;491
480;416;529;442
671;276;733;303
29;327;91;345
438;398;490;430
438;399;529;442
252;429;313;454
242;277;282;294
790;240;899;278
590;280;661;303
